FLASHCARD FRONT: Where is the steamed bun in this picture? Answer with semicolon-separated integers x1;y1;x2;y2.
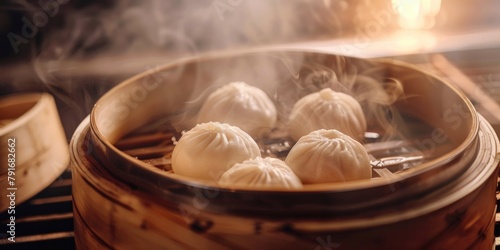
218;157;302;189
285;129;371;184
171;122;261;181
197;82;277;137
287;88;366;142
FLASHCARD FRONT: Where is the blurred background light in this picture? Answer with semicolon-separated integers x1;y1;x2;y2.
392;0;442;29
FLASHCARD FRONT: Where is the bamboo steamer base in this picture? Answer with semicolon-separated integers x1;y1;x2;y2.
71;116;500;250
0;93;69;211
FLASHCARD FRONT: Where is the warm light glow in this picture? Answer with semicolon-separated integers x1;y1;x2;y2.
392;0;441;29
392;30;437;53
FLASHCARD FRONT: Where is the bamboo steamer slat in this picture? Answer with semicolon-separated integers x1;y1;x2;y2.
0;93;69;211
71;115;500;249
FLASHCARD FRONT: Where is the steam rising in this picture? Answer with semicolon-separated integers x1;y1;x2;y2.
157;51;404;143
3;0;394;138
3;0;353;89
33;0;348;78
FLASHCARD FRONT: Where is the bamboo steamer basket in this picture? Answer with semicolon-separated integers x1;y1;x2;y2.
71;50;500;249
0;93;69;211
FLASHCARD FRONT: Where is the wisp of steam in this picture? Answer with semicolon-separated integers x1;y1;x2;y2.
2;0;402;139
